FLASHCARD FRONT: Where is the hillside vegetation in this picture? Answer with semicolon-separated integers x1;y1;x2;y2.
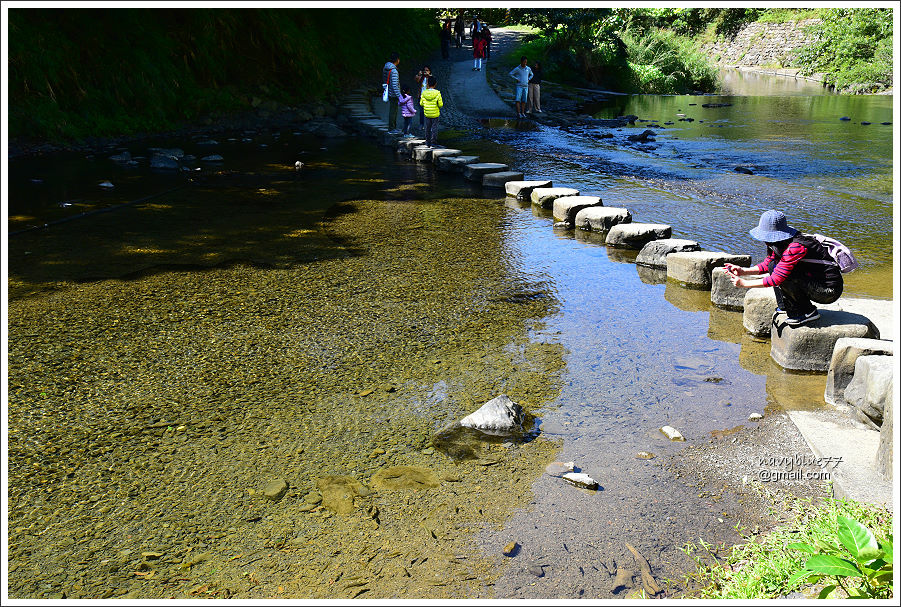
506;7;893;94
8;8;437;141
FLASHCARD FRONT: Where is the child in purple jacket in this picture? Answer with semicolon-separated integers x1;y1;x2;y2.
399;85;417;137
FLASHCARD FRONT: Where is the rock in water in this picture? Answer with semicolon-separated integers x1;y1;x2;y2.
748;413;764;421
262;478;288;501
545;461;576;476
660;425;685;441
459;395;523;432
98;180;115;188
562;472;598;490
503;541;519;556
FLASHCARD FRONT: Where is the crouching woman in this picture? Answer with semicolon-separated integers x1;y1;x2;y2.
724;210;843;326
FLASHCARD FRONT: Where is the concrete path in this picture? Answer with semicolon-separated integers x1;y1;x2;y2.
441;28;520;121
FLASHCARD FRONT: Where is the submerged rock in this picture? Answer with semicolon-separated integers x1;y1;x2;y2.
316;475;370;515
261;478;288;501
562;472;598;490
660;425;685;441
371;465;439;491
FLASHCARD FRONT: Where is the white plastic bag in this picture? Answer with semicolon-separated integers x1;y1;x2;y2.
382;83;388;103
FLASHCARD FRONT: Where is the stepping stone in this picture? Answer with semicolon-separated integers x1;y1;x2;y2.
636;238;700;268
531;187;580;209
399;138;427;152
506;180;553;200
430;148;462;163
380;131;404;146
742;288;777;337
553;195;603;223
667;251;751;289
876;391;893;480
413;146;434;162
605;222;671;249
844;355;893;429
710;267;763;310
574;206;631;232
770;309;880;372
463;162;509;181
636;265;667;285
483;171;525;188
825;338;894;408
437;155;480;172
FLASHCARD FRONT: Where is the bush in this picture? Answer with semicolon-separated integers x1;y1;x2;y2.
795;8;893;92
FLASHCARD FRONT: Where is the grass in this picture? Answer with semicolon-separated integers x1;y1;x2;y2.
680;490;893;599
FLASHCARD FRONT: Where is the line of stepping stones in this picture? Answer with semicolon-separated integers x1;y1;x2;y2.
339;89;892;457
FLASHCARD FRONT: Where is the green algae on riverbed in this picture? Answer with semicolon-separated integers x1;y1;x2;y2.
7;188;568;598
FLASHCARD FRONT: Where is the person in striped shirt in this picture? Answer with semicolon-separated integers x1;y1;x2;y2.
724;209;843;326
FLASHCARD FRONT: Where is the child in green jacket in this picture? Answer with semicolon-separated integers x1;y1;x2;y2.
419;75;443;148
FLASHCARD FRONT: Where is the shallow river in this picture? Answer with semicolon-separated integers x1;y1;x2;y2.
5;73;895;599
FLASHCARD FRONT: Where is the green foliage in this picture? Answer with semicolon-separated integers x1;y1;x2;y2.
619;28;719;94
788;515;893;598
794;8;893;93
8;8;438;141
682;496;893;599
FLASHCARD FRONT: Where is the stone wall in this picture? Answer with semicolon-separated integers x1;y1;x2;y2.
703;19;820;69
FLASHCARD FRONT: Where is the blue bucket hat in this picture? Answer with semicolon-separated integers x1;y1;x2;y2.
749;210;798;242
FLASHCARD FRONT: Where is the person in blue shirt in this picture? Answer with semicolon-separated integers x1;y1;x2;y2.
509;56;533;119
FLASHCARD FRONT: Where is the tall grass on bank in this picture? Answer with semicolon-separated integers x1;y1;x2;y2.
681;495;894;599
515;26;719;94
9;8;437;141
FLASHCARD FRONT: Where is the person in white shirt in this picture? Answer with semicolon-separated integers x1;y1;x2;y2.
508;56;533;119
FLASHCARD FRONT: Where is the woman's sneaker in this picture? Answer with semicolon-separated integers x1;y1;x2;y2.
784;309;820;326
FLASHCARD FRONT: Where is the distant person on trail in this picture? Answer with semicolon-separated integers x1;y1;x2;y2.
382;52;402;132
399;85;417;137
509;56;534;119
526;60;543;113
415;66;431;134
454;14;465;48
724;210;843;327
419;75;443;148
483;25;492;60
471;30;486;71
440;22;452;59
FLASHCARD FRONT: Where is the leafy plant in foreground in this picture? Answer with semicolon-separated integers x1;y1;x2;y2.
788;515;893;599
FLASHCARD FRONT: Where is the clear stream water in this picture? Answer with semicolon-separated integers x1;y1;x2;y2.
6;72;895;599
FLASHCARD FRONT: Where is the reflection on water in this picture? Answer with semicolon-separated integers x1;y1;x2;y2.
717;68;836;97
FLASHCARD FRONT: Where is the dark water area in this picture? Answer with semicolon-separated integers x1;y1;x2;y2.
5;70;896;599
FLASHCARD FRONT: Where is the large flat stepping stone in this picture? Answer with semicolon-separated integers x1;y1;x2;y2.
483;171;525;188
463;163;509;181
413;146;435;162
552;196;603;223
430;148;462;163
605;222;671;249
825;337;894;408
574;207;631;232
398;138;427;152
667;251;751;289
845;355;893;429
743;288;778;337
437;155;480;172
506;180;552;200
770;309;880;372
531;187;580;209
711;267;763;310
636;238;700;269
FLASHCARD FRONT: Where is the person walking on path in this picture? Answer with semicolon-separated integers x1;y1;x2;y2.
382;52;402;132
509;56;533;119
415;66;431;134
724;209;843;326
419;75;443;147
454;14;465;48
440;22;452;59
398;85;417;137
471;30;486;71
526;60;543;113
483;25;492;60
